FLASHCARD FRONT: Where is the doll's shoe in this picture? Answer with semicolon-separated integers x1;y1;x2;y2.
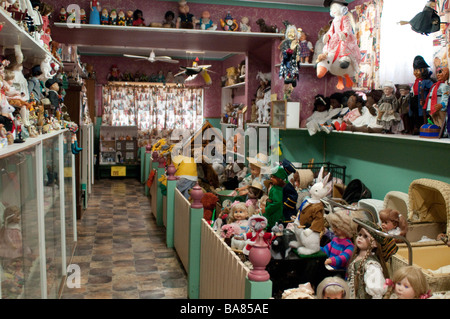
334;121;341;131
340;122;347;131
73;140;83;152
71;143;80;155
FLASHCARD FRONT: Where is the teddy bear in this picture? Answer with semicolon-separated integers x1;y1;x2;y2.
225;66;239;87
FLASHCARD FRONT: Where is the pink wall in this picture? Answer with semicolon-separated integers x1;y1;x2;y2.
46;0;363;124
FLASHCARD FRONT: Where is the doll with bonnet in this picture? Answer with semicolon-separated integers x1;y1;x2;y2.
384;265;431;299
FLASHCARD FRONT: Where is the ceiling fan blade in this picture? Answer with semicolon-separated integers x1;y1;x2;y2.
163;59;179;64
197;64;212;69
174;70;185;77
123;54;147;59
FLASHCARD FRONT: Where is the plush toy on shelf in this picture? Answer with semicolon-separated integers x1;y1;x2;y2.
256;18;278;33
201;192;219;225
316;0;360;90
288;166;329;255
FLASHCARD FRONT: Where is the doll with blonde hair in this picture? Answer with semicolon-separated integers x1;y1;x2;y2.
316;276;350;299
321;209;356;271
379;208;408;240
384;265;431;299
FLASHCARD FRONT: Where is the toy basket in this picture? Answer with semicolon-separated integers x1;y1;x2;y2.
298;161;347;185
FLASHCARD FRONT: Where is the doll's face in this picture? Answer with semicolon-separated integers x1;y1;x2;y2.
233;208;248;221
50;82;59;91
413;68;423;79
347;95;357;109
287;28;296;40
395;277;416;299
399;88;409;97
330;98;341;109
249;164;261;178
383;86;394;96
436;67;449;82
179;5;189;14
316;104;327;112
202;11;210;20
380;217;396;232
330;3;344;17
300;32;307;41
355;228;376;251
323;290;345;299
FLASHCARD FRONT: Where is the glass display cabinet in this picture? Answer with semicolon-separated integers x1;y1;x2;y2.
0;130;76;299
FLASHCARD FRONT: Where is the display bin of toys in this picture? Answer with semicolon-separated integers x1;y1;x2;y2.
419;123;441;138
298;161;347;185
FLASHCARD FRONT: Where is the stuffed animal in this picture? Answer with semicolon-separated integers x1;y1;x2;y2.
289;166;330;255
201;192;219;224
256;18;277;33
225;66;239;86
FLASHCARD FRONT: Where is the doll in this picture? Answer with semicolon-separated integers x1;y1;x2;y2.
424;66;449;128
312;22;331;64
176;1;195;29
125;10;133;26
228;201;250;250
278;24;300;90
257;194;268;215
162;10;175;28
410;55;434;133
199;10;216;30
80;8;87;24
235;153;269;196
289;167;329;255
240;16;251;32
316;276;350;299
45;77;60;115
397;84;412;134
379;208;408;239
246;180;264;211
321;209;356;271
59;7;67;22
347;218;392;299
263;166;287;230
384;265;431;299
109;9;118;25
241;215;276;256
306;94;341;135
89;0;100;25
281;159;299;224
107;64;122;81
5;45;29;101
402;0;440;35
298;30;313;64
132;9;145;26
116;10;125;26
335;92;364;131
100;8;109;25
349;89;384;133
376;81;402;133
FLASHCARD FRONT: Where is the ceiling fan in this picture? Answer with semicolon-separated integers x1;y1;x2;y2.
123;50;179;64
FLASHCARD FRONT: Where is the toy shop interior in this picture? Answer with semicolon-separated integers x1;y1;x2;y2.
0;0;449;302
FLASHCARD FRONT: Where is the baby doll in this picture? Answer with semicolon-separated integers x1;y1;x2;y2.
132;9;145;26
316;276;350;299
384;265;431;299
321;209;355;271
376;81;402;133
336;92;364;131
347;218;391;299
379;208;408;240
162;11;176;28
199;10;216;30
298;30;313;64
228;201;250;251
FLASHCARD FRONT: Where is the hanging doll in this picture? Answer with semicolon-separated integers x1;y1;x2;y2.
321;209;356;271
278;24;300;91
66;121;83;154
410;55;434;134
347;218;395;299
298;29;314;64
400;0;441;36
316;276;350;299
384;265;432;299
316;1;360;90
379;208;408;240
288;167;329;255
423;66;449;128
376;81;403;133
89;0;101;25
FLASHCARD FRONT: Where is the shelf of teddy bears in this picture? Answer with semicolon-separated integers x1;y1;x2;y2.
0;9;60;68
52;22;284;55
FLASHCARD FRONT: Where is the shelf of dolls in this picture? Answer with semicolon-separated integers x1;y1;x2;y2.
0;9;60;68
52;23;284;56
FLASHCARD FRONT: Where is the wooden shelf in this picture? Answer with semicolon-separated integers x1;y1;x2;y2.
52;23;283;56
0;9;60;67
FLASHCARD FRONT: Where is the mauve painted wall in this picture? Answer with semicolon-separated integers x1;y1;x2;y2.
46;0;363;123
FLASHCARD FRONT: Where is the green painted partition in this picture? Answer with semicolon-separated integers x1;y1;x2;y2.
155;165;165;226
165;178;177;248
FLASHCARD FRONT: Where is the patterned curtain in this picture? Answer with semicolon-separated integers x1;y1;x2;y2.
102;84;204;132
353;0;383;90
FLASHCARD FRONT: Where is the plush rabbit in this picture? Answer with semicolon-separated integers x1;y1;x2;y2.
289;166;330;255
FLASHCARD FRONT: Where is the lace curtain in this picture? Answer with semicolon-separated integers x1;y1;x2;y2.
101;84;204;132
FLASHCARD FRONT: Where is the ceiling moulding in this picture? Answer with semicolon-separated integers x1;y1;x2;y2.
157;0;336;12
78;52;237;61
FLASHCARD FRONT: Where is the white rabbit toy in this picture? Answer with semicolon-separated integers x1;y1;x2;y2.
289;166;331;255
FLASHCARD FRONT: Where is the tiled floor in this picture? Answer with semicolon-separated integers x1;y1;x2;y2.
60;178;188;299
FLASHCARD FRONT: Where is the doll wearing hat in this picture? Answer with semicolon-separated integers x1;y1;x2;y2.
347;218;397;299
397;84;412;134
403;0;441;36
411;55;434;133
235;153;269;196
423;66;449;128
45;78;61;115
263;166;287;230
281;159;299;224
